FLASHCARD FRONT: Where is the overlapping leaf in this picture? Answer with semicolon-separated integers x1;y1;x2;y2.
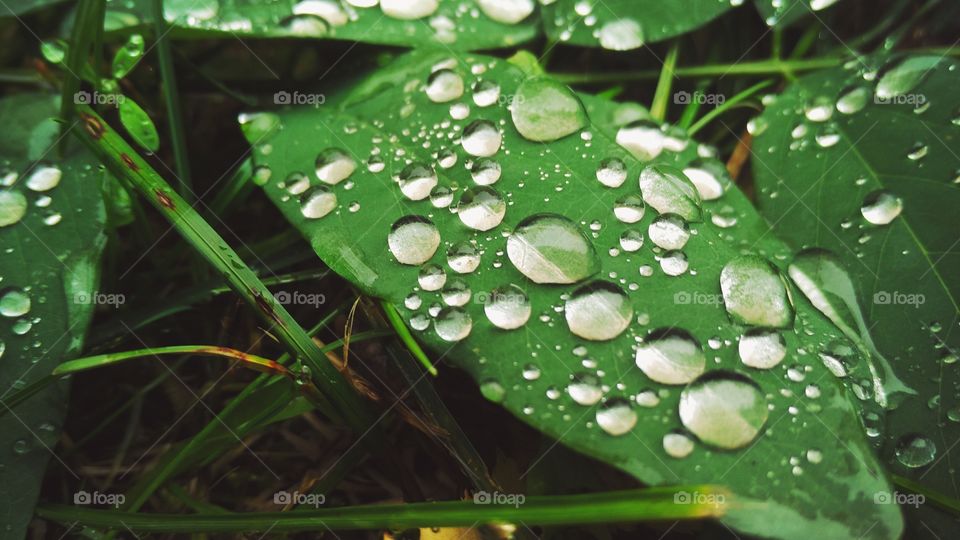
243;49;902;538
0;94;109;539
752;54;960;532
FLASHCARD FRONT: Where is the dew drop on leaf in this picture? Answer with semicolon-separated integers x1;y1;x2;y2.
663;430;695;458
472;80;501;107
597;18;644;51
470;158;501;185
397;162;438;200
461;120;502;157
638;165;702;222
299;185;337;219
616;120;664;161
434;307;472;342
457;186;505;231
739;329;787;369
895;433;936;468
596;157;628;188
860;190;903;225
425;69;464;103
0;288;31;317
315;148;356;185
720;255;793;328
380;0;438;20
679;371;768;450
564;280;632;341
388;216;440;265
483;284;531;330
0;190;28;227
418;263;447;291
25;164;62;192
477;0;534;24
567;372;602;405
635;328;705;385
613;194;645;224
510;77;587;142
596;398;637;436
648;214;690;250
658;250;688;276
507;214;599;284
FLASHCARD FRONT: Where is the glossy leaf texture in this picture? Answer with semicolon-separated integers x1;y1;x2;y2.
0;94;109;539
241;50;902;539
753;0;845;27
752;54;960;522
103;0;539;50
540;0;735;48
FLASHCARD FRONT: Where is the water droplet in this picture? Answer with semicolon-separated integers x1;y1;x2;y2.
457;186;505;231
480;379;506;402
679;371;768;450
836;85;870;114
507;214;599;284
598;18;644;51
804;96;834;122
648;214;689;250
907;142;928;161
470;158;501;185
25;164;62;192
875;56;940;101
682;159;726;201
596;157;628;188
447;242;480;274
418;263;447;291
511;77;587;142
720;256;793;328
663;430;694;458
739;329;787;369
567;372;602;405
425;69;464;103
635;328;705;385
565;281;632;341
895;433;936;468
461;120;502;157
484;284;531;330
596;398;637;436
0;289;31;317
441;279;471;306
397;162;438;200
619;229;644;252
0;190;28;227
639;165;702;222
860;190;903;225
388;216;440;265
437;148;458;169
299;186;337;219
616;120;664;161
472;80;501;107
658;250;688;276
380;0;438;20
434;307;472;341
315;148;356;185
477;0;534;24
612;194;645;224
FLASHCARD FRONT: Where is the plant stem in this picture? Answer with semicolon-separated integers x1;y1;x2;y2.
551;57;844;84
52;345;290;377
382;302;436;376
37;486;731;533
650;42;679;122
59;0;103;151
687;79;775;136
70;106;376;435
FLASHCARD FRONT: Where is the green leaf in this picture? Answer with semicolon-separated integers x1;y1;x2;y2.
541;0;734;48
118;96;160;152
243;49;902;539
753;0;845;27
111;33;145;79
752;54;960;523
0;94;109;539
105;0;539;50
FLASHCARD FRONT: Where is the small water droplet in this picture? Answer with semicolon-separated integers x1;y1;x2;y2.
388;216;440;265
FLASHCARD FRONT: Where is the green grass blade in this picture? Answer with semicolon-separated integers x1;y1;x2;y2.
687;79;774;136
650;42;680;122
59;0;103;144
382;301;436;376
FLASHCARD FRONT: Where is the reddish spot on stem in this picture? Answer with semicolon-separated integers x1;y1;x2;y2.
80;112;105;140
154;189;175;209
120;153;140;172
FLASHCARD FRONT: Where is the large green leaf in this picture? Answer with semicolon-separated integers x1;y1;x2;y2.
752;54;960;526
242;49;902;539
0;95;109;539
753;0;845;27
540;0;734;48
104;0;538;49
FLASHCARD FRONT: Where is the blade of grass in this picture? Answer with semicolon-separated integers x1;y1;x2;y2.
382;301;436;376
70;105;374;436
650;42;680;122
687;79;774;136
59;0;104;148
37;486;732;533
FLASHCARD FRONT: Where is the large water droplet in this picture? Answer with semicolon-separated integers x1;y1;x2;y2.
0;190;28;227
596;398;637;436
635;328;705;384
0;289;31;317
567;372;602;405
477;0;534;24
648;214;689;250
507;214;599;284
720;255;793;328
25;164;62;192
461;120;502;157
875;56;940;101
470;158;501;185
315;148;356;185
598;18;644;51
434;307;472;341
472;80;501;107
510;77;587;142
397;162;438;201
616;120;664;161
483;284;531;330
425;69;464;103
659;250;688;276
682;159;726;201
739;329;787;369
564;280;632;341
860;190;903;225
447;242;480;274
663;430;694;458
299;186;337;219
895;433;936;468
639;165;702;222
457;186;505;231
836;85;870;114
380;0;438;19
596;157;628;188
418;263;446;290
679;371;768;450
388;216;440;265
